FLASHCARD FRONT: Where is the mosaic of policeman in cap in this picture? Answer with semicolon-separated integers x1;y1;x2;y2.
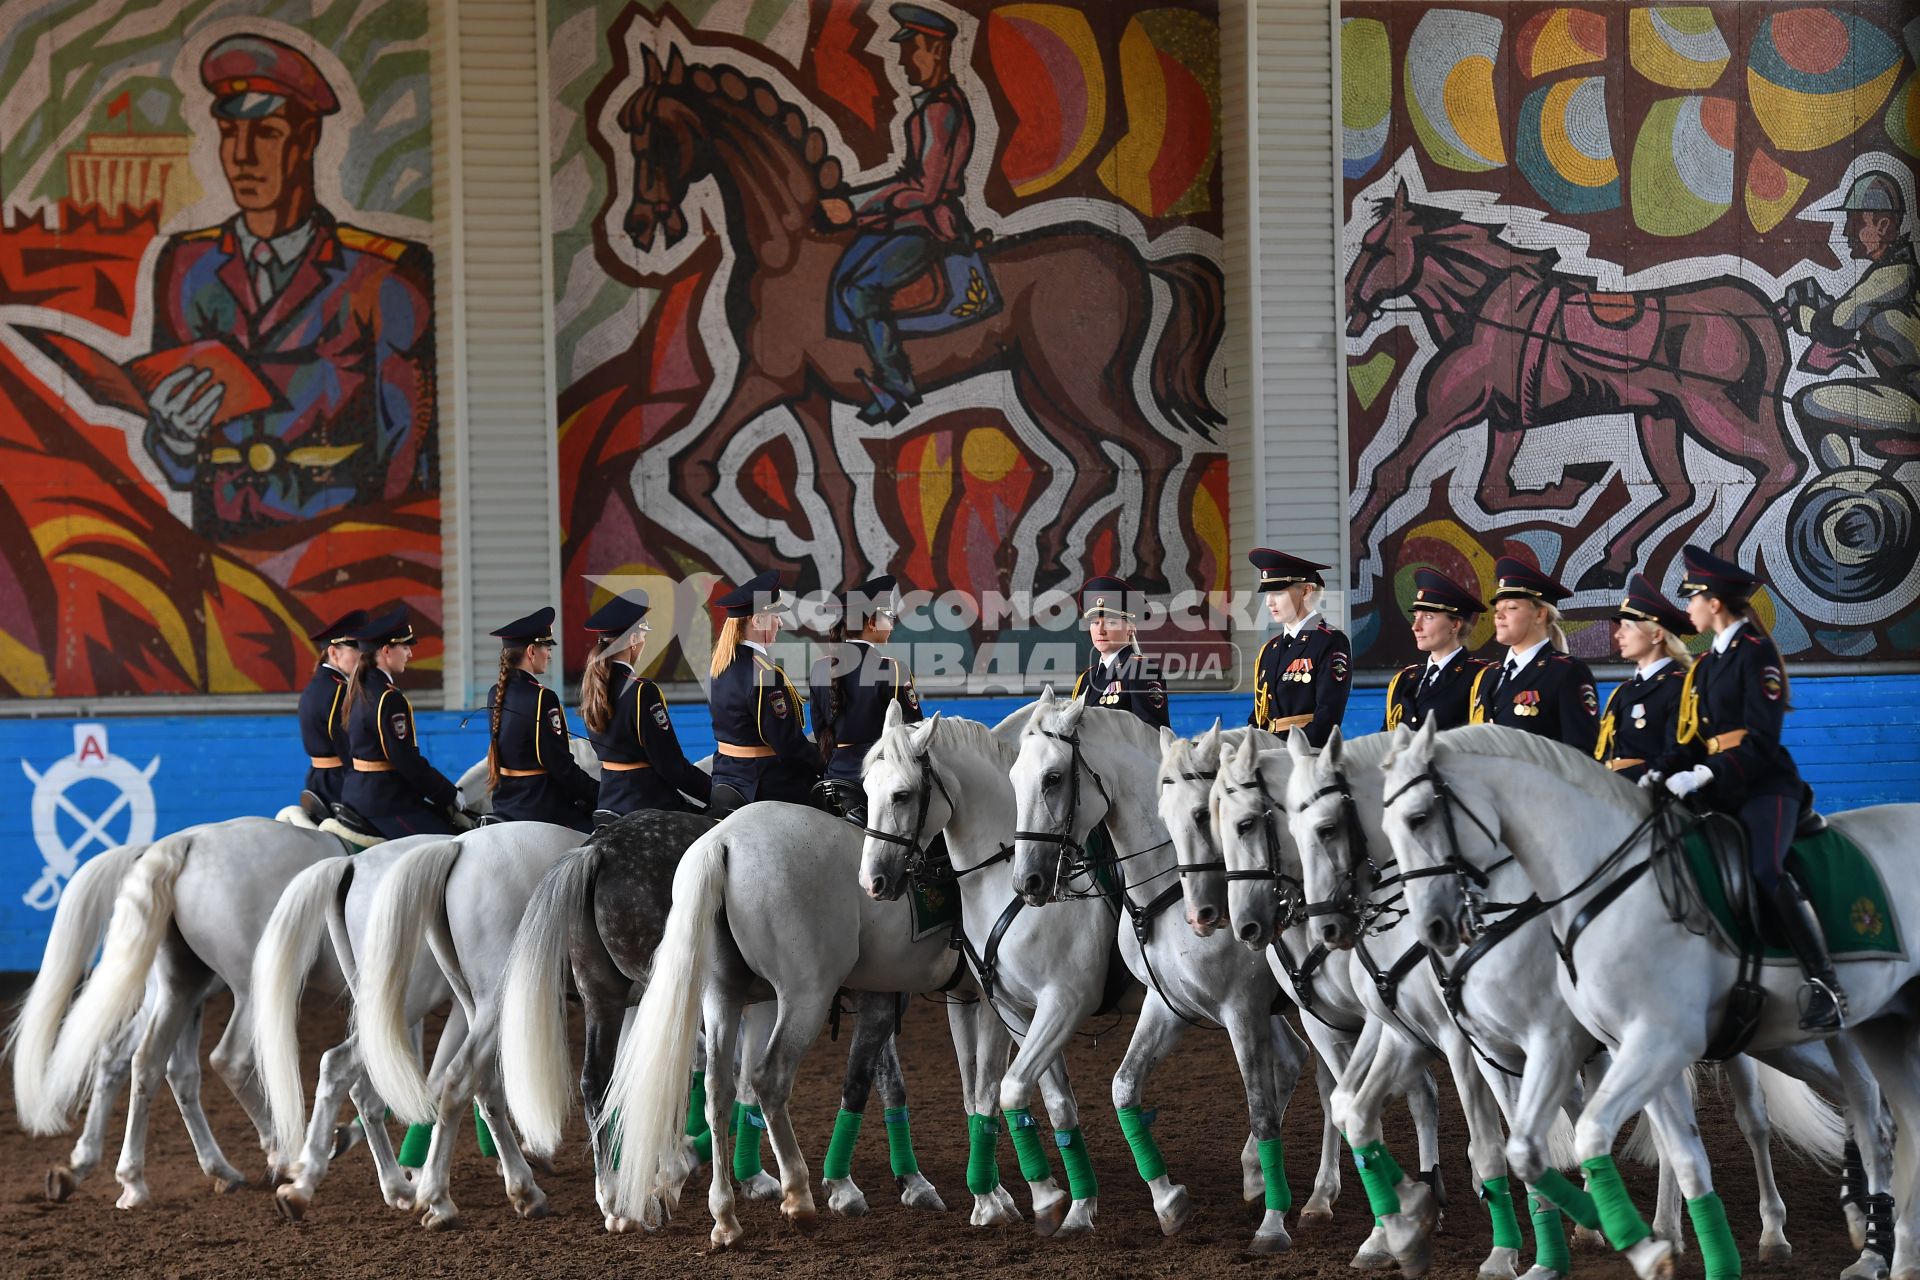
1468;557;1599;752
1647;546;1844;1030
1383;569;1489;733
485;606;599;831
819;3;975;424
578;590;711;815
296;607;366;812
1592;573;1694;782
1783;169;1918;456
811;574;923;785
1071;575;1168;729
143;33;435;538
1247;550;1349;746
707;571;822;807
342;608;464;836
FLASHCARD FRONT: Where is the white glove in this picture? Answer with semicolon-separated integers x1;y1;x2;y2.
147;364;225;453
1665;765;1713;798
1637;771;1662;790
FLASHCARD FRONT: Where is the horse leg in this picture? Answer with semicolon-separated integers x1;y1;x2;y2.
208;994;288;1183
701;990;749;1248
664;374;795;569
50;1019;137;1201
823;990;890;1217
1843;1019;1920;1280
1720;1056;1790;1265
342;1061;414;1211
1007;370;1143;587
1335;1024;1433;1273
1108;993;1192;1240
1496;1026;1597;1279
411;1031;472;1231
941;994;1003;1225
476;1066;549;1220
1566;1033;1700;1280
878;1009;947;1212
996;999;1078;1236
732;1001;781;1201
1224;1005;1299;1254
274;1034;362;1220
113;962;213;1209
749;984;836;1234
1391;1033;1516;1280
580;1002;628;1225
1297;1037;1348;1223
1805;1037;1899;1280
1587;414;1692;591
156;999;247;1195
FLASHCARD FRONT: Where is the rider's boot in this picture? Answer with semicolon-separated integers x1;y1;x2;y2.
1770;874;1847;1031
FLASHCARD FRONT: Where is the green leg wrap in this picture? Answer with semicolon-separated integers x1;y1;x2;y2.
1259;1137;1292;1214
396;1122;433;1168
1004;1107;1053;1183
966;1114;1004;1195
1528;1191;1573;1275
1532;1165;1601;1231
474;1104;497;1158
1115;1106;1167;1183
1480;1176;1522;1250
1581;1154;1650;1250
1348;1137;1404;1218
822;1108;863;1182
1687;1192;1741;1280
690;1127;712;1165
732;1103;766;1180
685;1070;709;1138
1057;1127;1097;1201
883;1105;919;1178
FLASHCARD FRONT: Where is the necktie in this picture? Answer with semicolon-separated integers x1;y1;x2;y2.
1418;663;1440;698
1494;658;1518;699
250;240;276;305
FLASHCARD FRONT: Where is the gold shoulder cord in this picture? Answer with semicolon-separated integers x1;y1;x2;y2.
1384;669;1405;731
1674;660;1703;745
1593;684;1625;761
1468;666;1491;725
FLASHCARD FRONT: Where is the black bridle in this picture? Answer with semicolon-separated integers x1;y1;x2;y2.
1159;767;1231;881
1213;764;1304;930
1289;770;1383;931
1378;767;1513;938
860;747;954;883
1011;725;1114;896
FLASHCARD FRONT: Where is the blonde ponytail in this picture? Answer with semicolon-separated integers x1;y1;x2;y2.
579;637;618;734
709;617;742;679
1543;604;1569;654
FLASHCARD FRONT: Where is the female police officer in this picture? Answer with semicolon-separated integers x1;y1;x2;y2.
342;609;465;836
1247;549;1349;746
1594;574;1693;782
1383;569;1488;732
1649;546;1844;1031
485;607;598;830
810;574;922;793
1469;556;1599;753
707;571;821;806
579;590;711;814
1072;574;1169;728
297;608;365;813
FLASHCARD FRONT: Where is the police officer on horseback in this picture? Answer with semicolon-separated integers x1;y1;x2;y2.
1384;569;1488;732
708;570;822;807
1470;557;1599;753
579;590;711;815
1648;547;1845;1031
485;607;598;831
810;574;922;811
342;609;465;837
297;608;365;813
1247;549;1349;745
1072;575;1168;728
1595;574;1693;782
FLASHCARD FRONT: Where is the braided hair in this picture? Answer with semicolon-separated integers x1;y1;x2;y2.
486;642;529;793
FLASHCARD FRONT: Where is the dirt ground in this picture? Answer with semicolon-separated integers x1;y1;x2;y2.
0;989;1866;1279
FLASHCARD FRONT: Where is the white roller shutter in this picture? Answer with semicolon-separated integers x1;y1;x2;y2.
435;0;563;710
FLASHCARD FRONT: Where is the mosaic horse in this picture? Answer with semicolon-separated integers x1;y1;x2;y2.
1346;183;1799;591
612;43;1224;590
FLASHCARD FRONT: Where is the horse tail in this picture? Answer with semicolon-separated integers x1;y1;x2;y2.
1146;253;1226;439
361;839;463;1125
606;826;730;1224
502;843;601;1158
1753;1061;1846;1168
35;833;195;1133
7;840;151;1134
252;854;356;1161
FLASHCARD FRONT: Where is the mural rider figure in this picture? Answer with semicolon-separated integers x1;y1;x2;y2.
820;4;974;424
1783;169;1919;458
143;34;435;539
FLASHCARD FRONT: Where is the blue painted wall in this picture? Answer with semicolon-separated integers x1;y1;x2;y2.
2;674;1914;969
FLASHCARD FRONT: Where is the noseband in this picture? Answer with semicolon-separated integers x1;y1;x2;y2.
1160;767;1231;880
1380;767;1507;936
860;749;955;882
1215;767;1303;927
1011;726;1111;892
1291;771;1380;929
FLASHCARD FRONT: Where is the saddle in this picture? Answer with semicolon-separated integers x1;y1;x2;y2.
591;808;622;832
1557;290;1666;371
826;234;1002;341
298;789;330;825
810;777;866;824
707;782;748;820
321;801;383;850
1691;807;1841;953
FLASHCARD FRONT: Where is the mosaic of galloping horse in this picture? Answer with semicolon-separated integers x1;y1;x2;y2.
1346;183;1800;591
612;44;1224;590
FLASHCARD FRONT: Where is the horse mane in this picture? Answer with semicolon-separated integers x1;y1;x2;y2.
1038;702;1164;759
1432;725;1646;809
634;51;843;194
875;714;1014;772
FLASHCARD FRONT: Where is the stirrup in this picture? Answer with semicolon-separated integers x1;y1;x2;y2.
1797;976;1848;1031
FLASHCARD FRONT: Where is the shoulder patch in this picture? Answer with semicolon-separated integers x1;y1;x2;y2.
389;711;410;742
1580;684;1598;715
1761;666;1783;701
1330;652;1350;683
768;689;790;719
1146;684;1165;709
336;224;411;262
547;704;565;735
652;701;672;729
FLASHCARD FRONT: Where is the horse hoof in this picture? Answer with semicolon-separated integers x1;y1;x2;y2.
275;1186;309;1223
898;1173;947;1212
1574;1226;1609;1251
1052;1220;1092;1243
787;1209;822;1236
709;1222;747;1250
826;1178;870;1218
1839;1255;1890;1280
114;1186;151;1211
214;1175;247;1195
1296;1202;1335;1228
1249;1230;1293;1255
514;1192;551;1220
45;1167;77;1202
1756;1241;1792;1267
740;1171;781;1201
1477;1246;1520;1280
1031;1195;1068;1238
421;1209;460;1232
1626;1238;1674;1280
1156;1184;1193;1236
1350;1249;1396;1273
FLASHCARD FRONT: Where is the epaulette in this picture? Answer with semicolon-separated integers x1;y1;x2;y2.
1398;663;1420;681
177;225;223;242
336;224;411;262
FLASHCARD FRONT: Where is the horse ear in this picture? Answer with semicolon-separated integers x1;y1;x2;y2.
1202;718;1222;754
641;45;664;85
1158;724;1178;755
1234;730;1258;774
1412;716;1439;758
1286;725;1312;762
1058;696;1088;735
909;711;940;753
1325;725;1345;764
884;699;905;732
1031;685;1056;726
665;45;688;84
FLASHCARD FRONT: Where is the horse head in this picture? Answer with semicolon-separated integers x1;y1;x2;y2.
860;703;945;902
1010;687;1095;906
1344;180;1421;337
1157;720;1228;937
619;46;699;250
1213;731;1293;951
1377;718;1486;956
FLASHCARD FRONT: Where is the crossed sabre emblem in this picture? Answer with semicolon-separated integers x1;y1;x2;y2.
20;724;160;911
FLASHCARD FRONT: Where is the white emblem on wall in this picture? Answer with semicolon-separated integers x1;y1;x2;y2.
20;724;160;911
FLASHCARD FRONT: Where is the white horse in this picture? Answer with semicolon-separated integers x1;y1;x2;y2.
354;822;596;1228
250;835;477;1221
861;707;1208;1238
1158;724;1444;1271
1006;692;1311;1250
1379;722;1920;1280
600;803;1007;1243
1273;727;1869;1279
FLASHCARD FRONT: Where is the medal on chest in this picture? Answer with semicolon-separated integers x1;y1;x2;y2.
1513;689;1541;718
1284;657;1313;684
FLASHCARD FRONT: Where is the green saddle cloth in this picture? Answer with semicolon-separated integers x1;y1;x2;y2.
910;873;961;939
1681;823;1903;960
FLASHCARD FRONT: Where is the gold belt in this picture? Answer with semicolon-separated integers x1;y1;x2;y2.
1605;758;1646;772
601;760;652;771
208;441;364;472
1706;729;1748;755
351;759;394;772
716;742;775;759
497;767;545;777
309;755;343;768
1267;713;1314;731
